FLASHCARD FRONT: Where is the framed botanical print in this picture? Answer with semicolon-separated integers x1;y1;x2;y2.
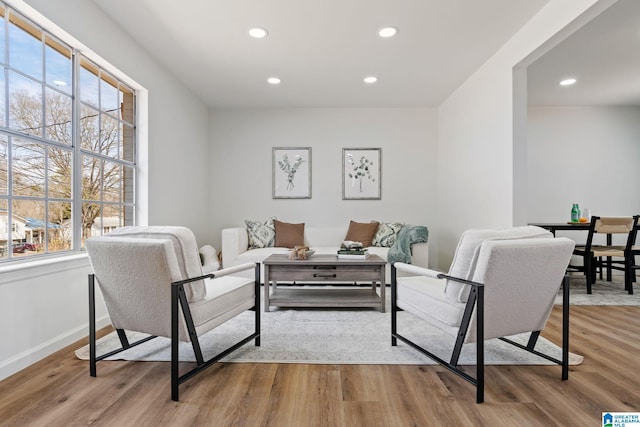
342;148;381;200
272;147;312;199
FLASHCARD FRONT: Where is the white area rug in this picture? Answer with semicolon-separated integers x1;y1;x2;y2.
76;298;582;366
556;273;640;305
77;274;638;366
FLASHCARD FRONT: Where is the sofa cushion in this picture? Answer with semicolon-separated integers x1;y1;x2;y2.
308;246;340;256
274;220;305;248
344;220;379;247
304;227;346;247
245;217;276;249
372;222;404;247
237;247;288;264
366;246;389;260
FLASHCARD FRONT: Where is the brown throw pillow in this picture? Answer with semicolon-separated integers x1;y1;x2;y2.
274;220;305;248
343;220;380;248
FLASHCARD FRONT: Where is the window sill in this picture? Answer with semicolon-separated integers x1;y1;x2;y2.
0;253;90;286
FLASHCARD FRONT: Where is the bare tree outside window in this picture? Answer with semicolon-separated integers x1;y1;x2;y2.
0;3;136;261
4;89;134;257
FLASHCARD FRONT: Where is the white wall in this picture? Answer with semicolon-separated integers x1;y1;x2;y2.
528;106;640;221
21;0;212;241
434;0;601;270
208;108;437;249
0;0;210;380
0;257;93;379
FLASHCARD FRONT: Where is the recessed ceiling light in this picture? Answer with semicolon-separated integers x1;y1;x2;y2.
249;27;268;38
560;78;577;86
364;76;378;84
267;77;281;85
378;27;398;38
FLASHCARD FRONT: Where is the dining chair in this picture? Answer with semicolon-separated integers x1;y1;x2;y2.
569;215;639;294
629;246;640;293
599;216;640;294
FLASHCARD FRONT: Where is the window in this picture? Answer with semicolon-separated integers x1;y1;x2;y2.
0;3;136;261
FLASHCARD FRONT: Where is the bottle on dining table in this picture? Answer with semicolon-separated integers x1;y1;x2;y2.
571;203;580;222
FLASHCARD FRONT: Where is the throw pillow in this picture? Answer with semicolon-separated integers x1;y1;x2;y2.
245;217;276;249
372;222;404;247
343;220;380;248
274;220;305;248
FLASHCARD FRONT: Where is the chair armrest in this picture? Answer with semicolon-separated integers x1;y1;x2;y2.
393;262;484;289
173;263;258;287
221;227;249;268
436;273;484;288
393;262;442;278
213;262;258;279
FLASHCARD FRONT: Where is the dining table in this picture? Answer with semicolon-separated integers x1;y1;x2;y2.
528;221;640;282
529;221;640;237
528;222;591;235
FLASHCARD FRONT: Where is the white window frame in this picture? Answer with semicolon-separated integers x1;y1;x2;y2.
0;0;148;274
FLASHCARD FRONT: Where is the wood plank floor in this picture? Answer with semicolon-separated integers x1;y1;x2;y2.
1;305;639;426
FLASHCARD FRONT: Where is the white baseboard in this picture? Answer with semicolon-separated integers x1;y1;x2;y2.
0;315;111;381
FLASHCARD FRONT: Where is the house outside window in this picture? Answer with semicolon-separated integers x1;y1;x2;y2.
0;3;136;261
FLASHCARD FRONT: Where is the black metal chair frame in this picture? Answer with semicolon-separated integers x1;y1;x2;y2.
567;219;599;293
390;265;570;404
89;264;261;402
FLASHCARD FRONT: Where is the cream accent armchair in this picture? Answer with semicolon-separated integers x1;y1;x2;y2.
85;226;260;401
391;226;575;403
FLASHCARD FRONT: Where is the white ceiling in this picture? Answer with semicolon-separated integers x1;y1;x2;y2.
528;0;640;107
91;0;549;108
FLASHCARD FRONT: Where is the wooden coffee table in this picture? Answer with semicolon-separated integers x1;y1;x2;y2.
262;254;387;312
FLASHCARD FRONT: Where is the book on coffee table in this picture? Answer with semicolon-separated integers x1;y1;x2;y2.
337;253;370;259
337;249;370;259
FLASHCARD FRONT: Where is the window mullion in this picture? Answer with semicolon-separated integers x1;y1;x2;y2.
72;48;82;251
40;28;45;140
3;12;7;128
41;29;48;253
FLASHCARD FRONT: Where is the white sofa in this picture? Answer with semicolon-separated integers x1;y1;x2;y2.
222;225;429;283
